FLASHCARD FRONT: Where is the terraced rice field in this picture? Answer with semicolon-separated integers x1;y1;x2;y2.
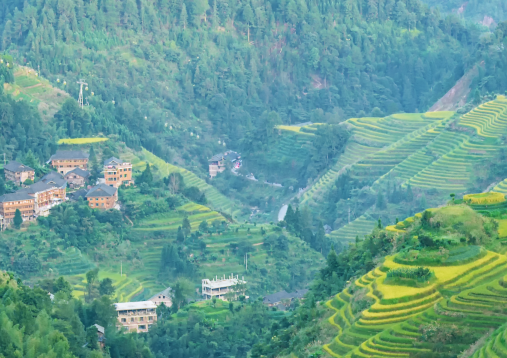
140;149;241;217
302;112;453;207
327;215;377;243
323;250;507;357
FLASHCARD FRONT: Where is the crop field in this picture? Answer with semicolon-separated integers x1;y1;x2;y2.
4;66;70;120
323;247;507;357
304;98;507;246
327;215;377;243
58;137;109;144
464;192;506;205
301;112;453;208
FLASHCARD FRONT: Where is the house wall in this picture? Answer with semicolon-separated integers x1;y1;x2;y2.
5;170;35;185
87;192;117;209
32;188;66;215
116;309;157;333
209;160;225;178
52;159;88;174
104;163;133;188
0;199;35;222
64;174;86;188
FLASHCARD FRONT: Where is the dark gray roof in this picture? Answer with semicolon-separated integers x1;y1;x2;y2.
0;192;34;203
209;151;240;162
291;289;309;299
149;287;172;301
4;161;34;173
93;324;105;335
263;291;290;305
65;168;90;179
50;150;89;160
69;188;88;201
209;153;224;162
86;184;117;198
40;172;67;188
19;181;57;194
104;157;123;166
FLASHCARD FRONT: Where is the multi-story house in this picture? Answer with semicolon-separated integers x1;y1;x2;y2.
202;274;247;301
19;180;66;216
115;301;157;333
103;157;133;188
85;184;118;209
0;192;35;224
4;161;35;185
64;168;90;189
50;150;89;174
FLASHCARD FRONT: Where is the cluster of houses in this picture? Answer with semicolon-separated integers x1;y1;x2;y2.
0;150;134;229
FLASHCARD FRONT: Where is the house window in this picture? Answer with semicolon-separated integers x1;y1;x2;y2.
121;318;126;323
139;317;144;321
149;316;153;321
96;204;99;207
138;325;146;330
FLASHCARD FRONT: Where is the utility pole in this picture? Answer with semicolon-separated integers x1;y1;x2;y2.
348;207;351;224
77;79;88;109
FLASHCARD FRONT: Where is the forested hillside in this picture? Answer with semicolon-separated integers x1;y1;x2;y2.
421;0;507;23
0;0;485;178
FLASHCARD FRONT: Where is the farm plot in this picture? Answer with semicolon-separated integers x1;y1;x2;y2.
323;250;507;358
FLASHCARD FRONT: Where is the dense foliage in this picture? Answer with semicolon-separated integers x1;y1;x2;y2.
0;0;490;181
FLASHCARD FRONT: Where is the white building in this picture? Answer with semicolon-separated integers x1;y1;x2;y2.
202;274;247;301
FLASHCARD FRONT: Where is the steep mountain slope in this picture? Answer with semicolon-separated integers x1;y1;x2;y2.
323;204;507;358
303;96;507;245
0;0;480;177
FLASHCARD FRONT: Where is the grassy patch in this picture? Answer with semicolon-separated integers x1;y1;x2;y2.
58;137;109;144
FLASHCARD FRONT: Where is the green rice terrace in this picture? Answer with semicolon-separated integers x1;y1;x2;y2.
301;96;507;246
322;203;507;358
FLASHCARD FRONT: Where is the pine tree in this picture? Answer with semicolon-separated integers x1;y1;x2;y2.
182;216;191;235
376;191;386;210
405;182;414;202
177;226;185;243
139;163;153;185
180;4;188;29
13;209;23;229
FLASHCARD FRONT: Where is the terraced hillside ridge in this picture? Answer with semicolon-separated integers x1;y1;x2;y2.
471;323;507;358
324;249;507;357
316;97;507;248
327;215;377;244
301;112;454;207
4;66;69;120
323;204;507;358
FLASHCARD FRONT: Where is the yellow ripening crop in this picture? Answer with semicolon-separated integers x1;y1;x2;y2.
463;192;506;205
58;137;108;144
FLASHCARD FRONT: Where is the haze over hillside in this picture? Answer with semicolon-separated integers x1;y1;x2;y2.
1;0;507;357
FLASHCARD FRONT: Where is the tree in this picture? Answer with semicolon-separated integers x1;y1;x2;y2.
199;220;209;233
86;268;100;301
405;182;414;202
13;209;23;229
138;163;153;185
182;216;191;235
85;325;99;350
166;172;185;194
171;278;194;310
99;278;115;296
177;226;185;243
376;191;386;210
180;4;188;29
